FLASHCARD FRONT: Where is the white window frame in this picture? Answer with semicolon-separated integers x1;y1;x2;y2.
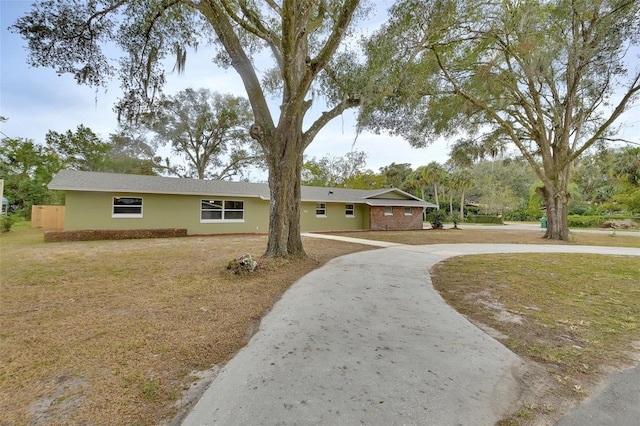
200;199;245;223
112;196;143;218
404;207;413;216
316;203;327;217
345;204;355;218
384;206;393;216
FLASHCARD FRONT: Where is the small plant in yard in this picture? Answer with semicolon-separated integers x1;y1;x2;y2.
515;403;536;418
430;211;445;229
449;212;461;229
141;378;161;402
1;213;16;232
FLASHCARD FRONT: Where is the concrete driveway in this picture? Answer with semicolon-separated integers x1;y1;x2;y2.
181;240;640;426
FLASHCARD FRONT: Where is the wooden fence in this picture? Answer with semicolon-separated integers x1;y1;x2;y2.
31;205;65;230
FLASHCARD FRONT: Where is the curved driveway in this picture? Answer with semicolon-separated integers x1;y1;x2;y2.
182;238;640;426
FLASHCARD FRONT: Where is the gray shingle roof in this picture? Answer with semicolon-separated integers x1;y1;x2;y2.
48;170;271;198
48;170;435;207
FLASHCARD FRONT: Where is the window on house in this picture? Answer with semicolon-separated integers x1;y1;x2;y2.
201;200;244;222
345;204;355;217
316;203;326;217
113;197;143;218
404;207;413;216
384;206;393;216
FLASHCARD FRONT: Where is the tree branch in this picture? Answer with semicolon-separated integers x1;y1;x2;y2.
431;47;547;183
569;71;640;163
195;0;274;147
302;0;360;89
303;96;361;149
222;0;283;67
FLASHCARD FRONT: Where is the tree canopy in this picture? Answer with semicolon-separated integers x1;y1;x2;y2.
361;0;640;240
145;88;261;180
301;150;376;188
0;137;63;213
46;125;164;175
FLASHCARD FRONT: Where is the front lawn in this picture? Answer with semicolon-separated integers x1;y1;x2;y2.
1;226;637;425
0;230;370;425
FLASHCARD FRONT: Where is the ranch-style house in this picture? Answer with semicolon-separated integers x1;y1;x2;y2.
48;170;435;235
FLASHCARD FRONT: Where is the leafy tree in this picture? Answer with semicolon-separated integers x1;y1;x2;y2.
571;146;616;207
608;147;640;213
363;0;640;240
46;125;113;171
419;162;447;209
570;146;640;213
611;147;640;187
470;158;537;215
107;130;166;176
46;125;164;175
13;0;369;257
403;169;427;199
379;162;413;189
301;150;368;188
343;169;387;189
0;137;63;215
145;88;261;180
448;132;507;168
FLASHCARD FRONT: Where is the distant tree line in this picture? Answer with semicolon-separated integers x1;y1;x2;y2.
302;145;640;221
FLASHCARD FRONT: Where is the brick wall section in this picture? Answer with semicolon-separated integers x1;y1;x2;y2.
369;207;424;231
44;228;187;242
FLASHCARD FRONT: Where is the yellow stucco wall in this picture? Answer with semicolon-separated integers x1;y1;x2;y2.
64;191;370;234
369;191;407;200
299;201;368;232
64;191;270;234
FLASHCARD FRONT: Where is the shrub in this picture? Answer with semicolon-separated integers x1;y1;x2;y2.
465;206;480;215
504;209;544;221
429;211;446;229
449;212;460;228
567;215;640;228
466;214;504;224
0;214;16;233
567;215;604;228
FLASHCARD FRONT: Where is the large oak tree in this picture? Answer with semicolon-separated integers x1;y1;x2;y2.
146;88;259;180
362;0;640;240
13;0;370;257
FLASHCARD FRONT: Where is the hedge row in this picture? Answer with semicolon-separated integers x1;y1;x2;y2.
424;212;504;224
465;215;504;224
567;215;640;228
44;228;188;242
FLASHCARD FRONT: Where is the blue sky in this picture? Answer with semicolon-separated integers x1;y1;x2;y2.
1;1;638;181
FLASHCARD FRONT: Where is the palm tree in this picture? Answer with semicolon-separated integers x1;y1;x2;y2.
611;147;640;186
450;169;475;218
420;162;447;210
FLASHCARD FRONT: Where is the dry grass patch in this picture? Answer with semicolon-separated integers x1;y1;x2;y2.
330;228;640;247
2;225;638;425
432;253;640;425
0;230;371;425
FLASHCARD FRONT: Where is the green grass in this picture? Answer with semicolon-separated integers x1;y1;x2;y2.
432;253;640;424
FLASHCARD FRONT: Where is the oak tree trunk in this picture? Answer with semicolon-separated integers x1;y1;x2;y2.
539;166;571;241
263;121;306;258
